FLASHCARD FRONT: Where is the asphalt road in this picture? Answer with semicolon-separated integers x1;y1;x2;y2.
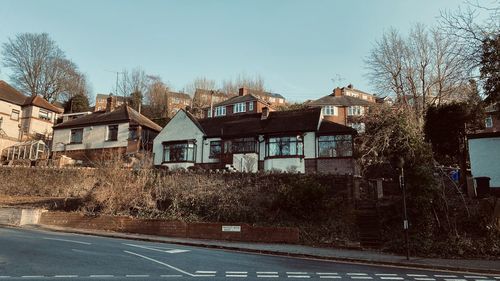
0;227;498;281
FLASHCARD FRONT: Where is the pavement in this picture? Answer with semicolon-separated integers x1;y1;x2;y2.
22;224;500;275
1;226;500;281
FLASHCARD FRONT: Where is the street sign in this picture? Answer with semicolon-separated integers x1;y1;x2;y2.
222;226;241;232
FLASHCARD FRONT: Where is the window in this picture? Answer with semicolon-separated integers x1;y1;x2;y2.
209;141;221;158
348;106;364;116
162;141;196;162
107;125;118;141
233;102;246;113
322;106;337;116
248;102;254;111
485;116;493;128
39;109;51;121
266;136;303;157
224;138;256;154
318;135;353;158
129;126;139;140
207;109;212;118
70;128;84;144
11;109;19;121
215;106;226;117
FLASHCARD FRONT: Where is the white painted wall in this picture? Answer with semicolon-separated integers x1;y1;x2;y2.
264;157;305;173
25;106;57;137
52;122;129;152
303;132;316;159
233;153;258;172
469;136;500;188
153;110;204;166
0;100;21;140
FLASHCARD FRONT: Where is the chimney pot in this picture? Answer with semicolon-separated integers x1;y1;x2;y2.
106;95;116;112
239;87;248;96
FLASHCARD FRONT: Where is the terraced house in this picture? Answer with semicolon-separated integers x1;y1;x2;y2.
0;80;63;152
153;107;357;174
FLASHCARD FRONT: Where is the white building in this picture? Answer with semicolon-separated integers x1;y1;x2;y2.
153;107;357;174
468;131;500;189
52;99;161;163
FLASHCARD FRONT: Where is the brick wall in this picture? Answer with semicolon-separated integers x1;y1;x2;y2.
39;211;299;243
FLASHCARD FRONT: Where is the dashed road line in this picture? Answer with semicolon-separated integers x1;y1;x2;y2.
160;275;183;278
351;277;373;279
54;275;78;278
435;275;458;278
226;271;248;274
258;275;280;278
408;274;429;277
288;276;311;279
348;273;368;276
444;279;466;281
258;272;279;275
21;276;44;278
376;274;398;276
226;275;248;278
90;275;114;278
379;277;404;280
466;277;487;279
317;273;338;275
319;277;342;279
195;271;216;274
288;272;309;275
126;275;150;278
414;278;436;281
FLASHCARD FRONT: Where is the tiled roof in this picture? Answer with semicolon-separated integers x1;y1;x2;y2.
169;91;191;100
54;105;161;131
0;80;29;105
245;88;285;99
213;94;271;107
24;95;64;113
0;80;63;113
194;107;352;138
308;94;373;107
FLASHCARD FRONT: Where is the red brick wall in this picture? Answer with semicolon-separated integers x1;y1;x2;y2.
39;211;299;243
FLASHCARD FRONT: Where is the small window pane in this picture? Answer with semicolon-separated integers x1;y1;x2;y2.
107;125;118;141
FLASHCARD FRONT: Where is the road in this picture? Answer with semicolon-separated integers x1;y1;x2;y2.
0;227;497;281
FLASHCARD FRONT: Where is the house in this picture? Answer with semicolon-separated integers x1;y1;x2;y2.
238;87;286;105
193;89;232;109
153;107;357;174
94;94;125;112
166;91;191;117
52;97;161;162
307;85;376;132
203;88;275;118
0;80;63;152
467;103;500;192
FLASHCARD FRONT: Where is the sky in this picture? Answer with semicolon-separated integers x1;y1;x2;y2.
0;0;483;102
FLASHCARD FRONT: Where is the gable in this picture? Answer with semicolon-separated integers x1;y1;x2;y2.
154;110;205;143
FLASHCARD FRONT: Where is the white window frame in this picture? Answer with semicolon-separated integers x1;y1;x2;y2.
233;102;246;113
11;109;20;121
215;106;226;117
485;116;493;128
106;124;119;141
248;102;254;111
322;105;338;116
347;106;364;116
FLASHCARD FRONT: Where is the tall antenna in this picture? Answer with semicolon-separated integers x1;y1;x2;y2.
105;69;125;96
330;74;345;88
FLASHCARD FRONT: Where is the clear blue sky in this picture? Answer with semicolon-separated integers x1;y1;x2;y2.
0;0;474;102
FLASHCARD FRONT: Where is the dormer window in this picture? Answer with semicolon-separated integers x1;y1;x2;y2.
233;102;246;113
215;106;226;117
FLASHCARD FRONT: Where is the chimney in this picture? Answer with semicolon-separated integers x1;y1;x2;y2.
106;95;116;112
239;87;248;96
347;84;353;89
261;107;269;120
332;87;343;97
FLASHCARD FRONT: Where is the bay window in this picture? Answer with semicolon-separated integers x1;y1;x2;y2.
209;141;221;158
318;135;353;157
224;137;256;154
162;141;196;162
266;136;303;157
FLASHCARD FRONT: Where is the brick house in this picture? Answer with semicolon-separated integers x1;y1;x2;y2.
203;88;275;118
94;94;125;111
52;97;161;162
0;80;63;152
307;85;376;132
153;107;357;174
166;91;191;117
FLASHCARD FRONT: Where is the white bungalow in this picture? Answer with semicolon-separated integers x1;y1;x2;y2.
153;107;357;174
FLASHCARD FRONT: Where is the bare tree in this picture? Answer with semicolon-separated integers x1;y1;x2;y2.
365;24;470;119
1;33;83;102
182;77;217;97
144;75;169;119
221;73;266;95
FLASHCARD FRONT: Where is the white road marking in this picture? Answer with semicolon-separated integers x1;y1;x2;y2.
90;275;114;278
126;275;150;278
435;275;458;278
408;275;428;277
444;279;466;281
351;277;373;279
0;277;10;279
124;250;194;277
379;277;404;280
195;271;216;274
258;275;279;278
477;280;495;281
465;277;487;279
317;273;339;275
54;275;78;278
288;272;309;275
227;271;248;274
288;276;311;278
376;274;398;276
414;278;436;281
161;275;183;278
123;243;189;254
348;273;368;276
43;237;91;245
21;276;44;278
320;277;342;279
258;272;279;274
226;275;248;278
